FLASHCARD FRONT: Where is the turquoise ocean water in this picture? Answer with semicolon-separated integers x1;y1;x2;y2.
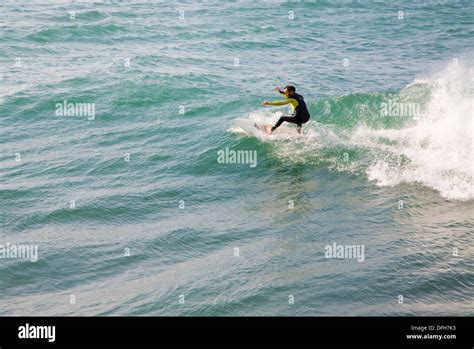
0;1;473;315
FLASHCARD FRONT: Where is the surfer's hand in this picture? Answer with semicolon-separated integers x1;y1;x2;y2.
274;86;280;91
261;101;269;106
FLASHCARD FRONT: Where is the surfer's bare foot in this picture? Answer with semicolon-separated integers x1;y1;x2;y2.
266;125;273;134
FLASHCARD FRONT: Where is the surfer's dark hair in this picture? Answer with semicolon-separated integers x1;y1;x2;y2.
285;85;296;93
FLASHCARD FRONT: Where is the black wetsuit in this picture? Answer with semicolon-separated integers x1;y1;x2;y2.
271;93;311;131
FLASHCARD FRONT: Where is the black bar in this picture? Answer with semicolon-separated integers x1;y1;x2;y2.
0;317;472;347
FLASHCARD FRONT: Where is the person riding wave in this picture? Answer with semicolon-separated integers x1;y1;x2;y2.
261;85;310;134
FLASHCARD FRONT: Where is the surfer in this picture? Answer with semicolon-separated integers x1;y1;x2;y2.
261;85;311;134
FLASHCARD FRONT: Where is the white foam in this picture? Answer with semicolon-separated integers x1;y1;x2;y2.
360;61;473;201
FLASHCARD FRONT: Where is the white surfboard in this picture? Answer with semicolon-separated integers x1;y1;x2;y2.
234;118;272;137
233;118;302;140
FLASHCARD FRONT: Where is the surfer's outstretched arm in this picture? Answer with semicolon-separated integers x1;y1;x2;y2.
275;86;286;96
265;99;292;106
262;98;298;108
